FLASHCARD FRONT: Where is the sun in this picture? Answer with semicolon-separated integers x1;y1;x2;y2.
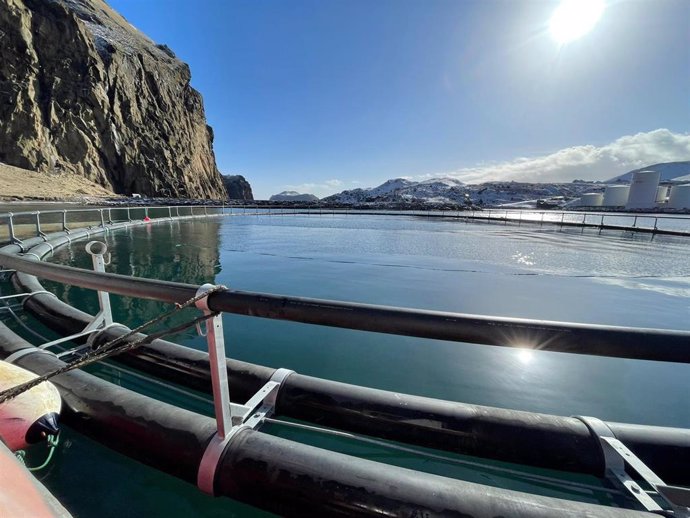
549;0;605;44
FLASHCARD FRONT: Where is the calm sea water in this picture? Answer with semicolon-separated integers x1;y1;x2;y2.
5;213;690;517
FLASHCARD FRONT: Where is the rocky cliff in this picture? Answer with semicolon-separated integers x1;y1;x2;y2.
222;174;253;200
0;0;226;198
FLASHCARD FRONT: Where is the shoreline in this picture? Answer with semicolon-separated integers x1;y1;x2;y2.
0;196;689;215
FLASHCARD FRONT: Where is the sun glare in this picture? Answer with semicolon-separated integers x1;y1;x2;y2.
517;349;534;365
550;0;605;44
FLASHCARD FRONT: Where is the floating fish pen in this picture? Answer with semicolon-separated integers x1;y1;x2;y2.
0;206;689;517
279;207;690;236
422;208;690;235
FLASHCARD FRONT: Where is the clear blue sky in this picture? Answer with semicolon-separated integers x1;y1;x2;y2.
108;0;690;199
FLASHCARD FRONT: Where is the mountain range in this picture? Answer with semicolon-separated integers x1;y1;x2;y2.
320;161;690;207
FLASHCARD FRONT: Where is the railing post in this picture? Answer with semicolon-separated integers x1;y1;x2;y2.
35;211;47;239
560;212;565;227
127;207;132;222
195;284;231;437
633;215;638;228
84;241;113;328
176;206;180;217
144;207;149;220
168;206;173;220
107;208;113;225
7;213;20;245
99;209;105;228
62;210;70;233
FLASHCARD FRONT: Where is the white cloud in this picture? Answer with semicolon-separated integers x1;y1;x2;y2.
435;129;690;184
283;179;348;198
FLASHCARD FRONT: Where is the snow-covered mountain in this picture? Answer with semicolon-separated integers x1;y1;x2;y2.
606;161;690;183
322;177;590;207
323;178;466;204
322;161;690;208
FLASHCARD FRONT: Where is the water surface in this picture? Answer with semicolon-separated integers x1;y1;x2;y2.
6;213;690;517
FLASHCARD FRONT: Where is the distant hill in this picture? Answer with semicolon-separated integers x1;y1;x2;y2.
222;175;253;200
323;177;594;207
270;191;319;202
606;161;690;183
323;178;465;204
321;162;690;208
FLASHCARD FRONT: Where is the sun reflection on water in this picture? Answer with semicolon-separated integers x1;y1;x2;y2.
517;349;535;365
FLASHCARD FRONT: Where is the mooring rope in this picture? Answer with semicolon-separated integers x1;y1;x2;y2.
15;433;60;471
0;285;226;405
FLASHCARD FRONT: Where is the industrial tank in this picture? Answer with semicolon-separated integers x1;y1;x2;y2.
668;184;690;209
579;193;603;206
626;170;660;209
602;185;629;206
656;185;669;203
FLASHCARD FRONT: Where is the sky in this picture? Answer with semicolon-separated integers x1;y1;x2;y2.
108;0;690;199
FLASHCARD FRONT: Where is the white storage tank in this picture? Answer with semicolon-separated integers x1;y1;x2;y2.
579;193;603;206
626;170;660;209
656;185;669;203
668;184;690;209
602;185;630;206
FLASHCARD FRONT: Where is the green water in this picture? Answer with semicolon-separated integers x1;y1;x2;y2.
5;213;690;516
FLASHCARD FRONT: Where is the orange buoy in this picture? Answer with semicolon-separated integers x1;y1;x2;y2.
0;360;61;451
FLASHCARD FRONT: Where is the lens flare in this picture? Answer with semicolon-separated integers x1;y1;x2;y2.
550;0;605;44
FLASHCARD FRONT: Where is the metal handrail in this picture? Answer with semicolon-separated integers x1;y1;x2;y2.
1;233;689;363
4;205;689;220
0;204;253;245
0;204;220;219
3;204;690;247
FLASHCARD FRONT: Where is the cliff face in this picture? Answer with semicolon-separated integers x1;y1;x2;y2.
0;0;226;198
222;174;253;200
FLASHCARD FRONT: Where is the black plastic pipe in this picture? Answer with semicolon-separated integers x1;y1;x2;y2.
1;248;690;363
0;325;655;518
208;289;690;363
13;270;690;487
13;270;275;402
0;323;217;483
218;427;651;518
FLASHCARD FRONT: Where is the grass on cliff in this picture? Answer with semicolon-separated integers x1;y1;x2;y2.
0;162;113;201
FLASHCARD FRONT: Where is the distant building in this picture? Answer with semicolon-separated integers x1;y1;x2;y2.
626;171;660;209
668;184;690;209
578;193;603;206
602;185;629;206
